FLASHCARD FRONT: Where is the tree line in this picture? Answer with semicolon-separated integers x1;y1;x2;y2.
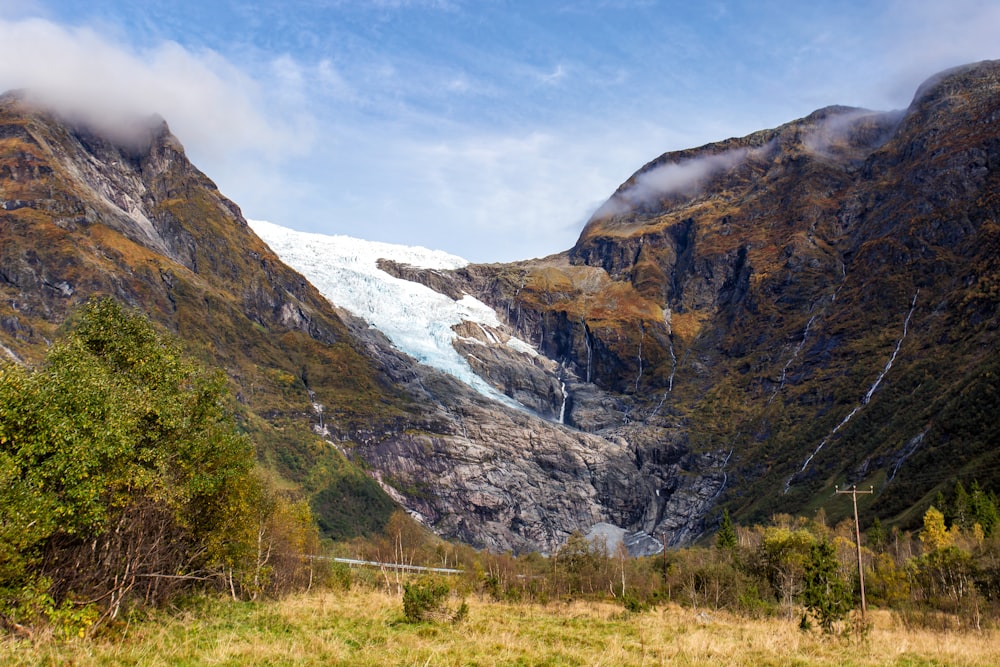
341;489;1000;634
3;298;997;639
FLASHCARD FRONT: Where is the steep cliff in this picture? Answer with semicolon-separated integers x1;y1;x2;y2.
394;60;1000;535
4;60;999;553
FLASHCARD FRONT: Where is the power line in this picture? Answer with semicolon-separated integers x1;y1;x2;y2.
835;484;874;619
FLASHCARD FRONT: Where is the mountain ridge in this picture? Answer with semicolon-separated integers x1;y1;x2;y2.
382;59;1000;534
2;61;999;554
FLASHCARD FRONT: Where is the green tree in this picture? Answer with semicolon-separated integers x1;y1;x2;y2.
968;481;999;537
0;298;289;631
866;516;887;553
716;508;737;551
802;539;852;633
758;525;815;618
554;532;609;595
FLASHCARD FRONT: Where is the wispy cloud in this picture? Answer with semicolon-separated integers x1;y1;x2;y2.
800;108;899;159
592;147;750;219
0;16;312;160
537;63;567;85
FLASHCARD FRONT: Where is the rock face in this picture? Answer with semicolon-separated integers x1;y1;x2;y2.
387;61;1000;536
3;60;1000;554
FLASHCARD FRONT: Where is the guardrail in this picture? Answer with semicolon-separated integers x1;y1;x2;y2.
310;555;464;575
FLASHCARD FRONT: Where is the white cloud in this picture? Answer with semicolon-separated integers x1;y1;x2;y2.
592;147;750;219
0;16;312;161
870;0;1000;108
537;63;567;85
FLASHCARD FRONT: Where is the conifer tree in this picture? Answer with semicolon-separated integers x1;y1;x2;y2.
802;539;851;633
717;508;737;551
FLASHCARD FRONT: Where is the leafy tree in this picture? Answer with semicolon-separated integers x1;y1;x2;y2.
554;532;609;595
802;539;852;633
920;506;955;552
0;298;304;631
758;526;815;618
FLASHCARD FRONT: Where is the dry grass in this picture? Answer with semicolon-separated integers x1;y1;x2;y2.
4;588;1000;666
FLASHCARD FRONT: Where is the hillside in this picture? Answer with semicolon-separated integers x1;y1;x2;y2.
2;60;999;554
0;90;418;538
0;91;643;554
388;60;1000;533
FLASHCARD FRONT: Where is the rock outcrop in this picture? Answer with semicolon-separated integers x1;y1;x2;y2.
387;61;1000;537
3;61;1000;553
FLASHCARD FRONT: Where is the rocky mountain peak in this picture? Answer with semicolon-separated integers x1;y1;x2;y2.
908;58;1000;110
435;61;1000;536
3;60;999;554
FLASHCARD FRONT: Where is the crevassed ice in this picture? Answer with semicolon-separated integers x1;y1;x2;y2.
248;219;528;408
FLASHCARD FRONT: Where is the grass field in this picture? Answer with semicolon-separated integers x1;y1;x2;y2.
3;587;999;666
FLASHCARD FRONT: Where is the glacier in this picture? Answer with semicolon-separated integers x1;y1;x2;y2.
249;219;529;409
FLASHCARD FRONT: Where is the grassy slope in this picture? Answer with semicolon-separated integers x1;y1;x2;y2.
4;589;999;666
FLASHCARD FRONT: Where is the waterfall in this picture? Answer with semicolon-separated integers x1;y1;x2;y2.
634;324;644;392
771;314;818;402
664;308;677;392
648;391;668;421
710;448;735;501
647;309;678;422
584;327;593;383
863;291;918;405
784;291;919;493
889;430;927;481
558;371;568;425
784;405;861;493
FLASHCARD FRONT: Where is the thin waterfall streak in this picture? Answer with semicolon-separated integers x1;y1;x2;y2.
667;340;677;392
635;326;644;392
711;449;734;501
786;291;918;492
558;368;568;425
889;430;926;481
770;311;821;404
664;308;677;392
864;291;918;405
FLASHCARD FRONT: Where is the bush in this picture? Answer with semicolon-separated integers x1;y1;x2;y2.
402;577;465;623
0;299;317;633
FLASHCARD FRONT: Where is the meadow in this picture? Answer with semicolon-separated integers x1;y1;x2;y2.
4;586;999;666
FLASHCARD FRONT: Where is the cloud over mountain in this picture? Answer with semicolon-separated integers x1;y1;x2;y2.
0;16;310;160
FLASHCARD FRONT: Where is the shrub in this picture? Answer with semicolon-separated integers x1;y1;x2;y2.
402;578;465;623
0;298;316;633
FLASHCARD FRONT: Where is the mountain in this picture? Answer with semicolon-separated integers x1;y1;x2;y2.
0;90;645;554
3;60;998;555
0;89;416;538
376;60;1000;534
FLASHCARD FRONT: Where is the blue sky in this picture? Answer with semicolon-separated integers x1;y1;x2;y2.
1;1;998;261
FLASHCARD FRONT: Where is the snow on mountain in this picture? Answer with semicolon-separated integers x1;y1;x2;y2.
248;219;528;408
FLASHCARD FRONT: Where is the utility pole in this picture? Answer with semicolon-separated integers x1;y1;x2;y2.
836;484;874;618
